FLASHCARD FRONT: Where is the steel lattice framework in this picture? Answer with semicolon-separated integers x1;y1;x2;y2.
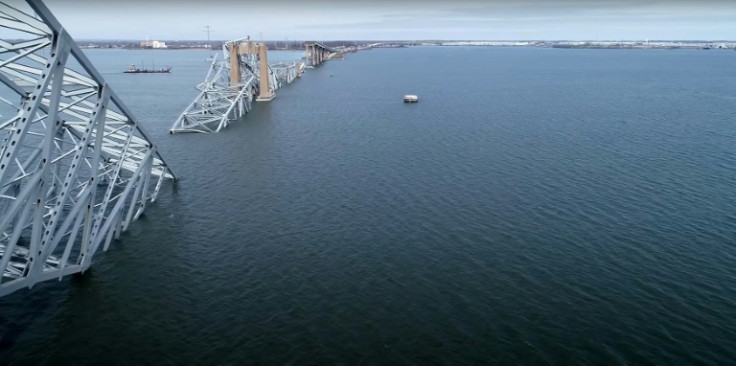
271;62;299;85
170;39;298;134
0;0;175;297
169;43;256;133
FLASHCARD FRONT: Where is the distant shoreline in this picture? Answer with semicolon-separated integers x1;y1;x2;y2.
76;40;735;51
439;41;736;50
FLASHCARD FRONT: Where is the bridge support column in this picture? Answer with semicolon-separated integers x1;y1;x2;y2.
229;44;240;89
305;43;310;66
256;43;275;101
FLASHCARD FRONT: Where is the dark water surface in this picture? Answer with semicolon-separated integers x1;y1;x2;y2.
1;47;736;364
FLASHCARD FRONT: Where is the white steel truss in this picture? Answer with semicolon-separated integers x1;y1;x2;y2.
170;39;301;134
169;44;255;133
0;0;175;297
271;62;299;85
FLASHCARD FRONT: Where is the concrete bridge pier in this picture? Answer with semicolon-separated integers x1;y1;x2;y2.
254;42;275;101
305;42;331;67
230;39;275;101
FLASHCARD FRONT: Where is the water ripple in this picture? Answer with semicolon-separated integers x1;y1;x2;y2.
2;47;736;365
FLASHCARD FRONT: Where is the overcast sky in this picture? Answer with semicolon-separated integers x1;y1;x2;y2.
34;0;736;41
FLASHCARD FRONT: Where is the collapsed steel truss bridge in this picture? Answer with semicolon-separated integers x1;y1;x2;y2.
0;0;175;297
169;37;303;134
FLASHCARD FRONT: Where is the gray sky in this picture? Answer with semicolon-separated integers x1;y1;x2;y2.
36;0;736;41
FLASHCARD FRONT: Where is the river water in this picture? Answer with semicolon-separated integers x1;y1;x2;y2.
1;46;735;364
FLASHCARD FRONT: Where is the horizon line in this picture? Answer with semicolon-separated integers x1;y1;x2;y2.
73;39;736;42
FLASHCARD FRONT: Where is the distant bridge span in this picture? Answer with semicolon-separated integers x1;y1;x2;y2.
304;42;335;66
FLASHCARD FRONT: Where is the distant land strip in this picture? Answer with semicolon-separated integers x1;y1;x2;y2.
74;39;736;51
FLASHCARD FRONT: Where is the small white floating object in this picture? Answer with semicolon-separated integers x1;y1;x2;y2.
403;94;418;103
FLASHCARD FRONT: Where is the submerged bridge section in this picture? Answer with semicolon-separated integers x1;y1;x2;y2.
170;37;303;134
0;0;175;297
270;62;300;85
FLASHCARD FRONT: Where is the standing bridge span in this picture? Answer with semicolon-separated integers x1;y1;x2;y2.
305;42;336;66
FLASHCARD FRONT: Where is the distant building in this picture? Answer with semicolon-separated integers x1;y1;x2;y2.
140;40;167;49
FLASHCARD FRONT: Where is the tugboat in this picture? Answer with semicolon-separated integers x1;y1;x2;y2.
123;64;171;73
